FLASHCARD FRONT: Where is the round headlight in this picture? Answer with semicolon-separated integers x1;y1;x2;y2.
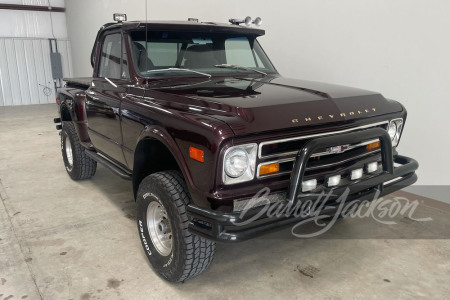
225;148;249;178
388;122;397;140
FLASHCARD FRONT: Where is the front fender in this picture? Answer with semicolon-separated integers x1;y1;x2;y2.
137;125;193;191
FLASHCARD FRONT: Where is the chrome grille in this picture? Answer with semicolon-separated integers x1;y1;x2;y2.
258;121;388;159
257;121;388;179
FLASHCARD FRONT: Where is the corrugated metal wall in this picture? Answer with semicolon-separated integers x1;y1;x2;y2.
0;0;70;106
0;38;72;106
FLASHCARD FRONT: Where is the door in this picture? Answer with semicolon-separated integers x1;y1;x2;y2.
86;32;129;166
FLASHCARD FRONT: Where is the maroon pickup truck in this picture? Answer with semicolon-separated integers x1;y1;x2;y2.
55;15;418;282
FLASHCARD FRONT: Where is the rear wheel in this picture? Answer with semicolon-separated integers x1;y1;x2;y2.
61;121;97;180
136;171;215;282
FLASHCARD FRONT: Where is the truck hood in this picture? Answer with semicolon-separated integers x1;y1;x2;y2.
149;76;403;136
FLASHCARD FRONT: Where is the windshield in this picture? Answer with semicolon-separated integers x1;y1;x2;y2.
129;31;277;77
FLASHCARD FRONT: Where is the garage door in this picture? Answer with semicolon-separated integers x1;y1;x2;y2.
0;38;72;106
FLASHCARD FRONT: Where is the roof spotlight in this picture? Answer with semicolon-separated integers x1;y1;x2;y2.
229;16;262;26
244;16;252;26
253;17;262;26
113;13;127;22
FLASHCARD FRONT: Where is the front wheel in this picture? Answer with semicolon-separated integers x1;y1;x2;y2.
136;171;215;282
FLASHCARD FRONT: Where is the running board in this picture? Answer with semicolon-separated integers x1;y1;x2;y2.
85;150;132;180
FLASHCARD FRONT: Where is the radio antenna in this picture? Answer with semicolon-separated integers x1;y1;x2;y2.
145;0;149;87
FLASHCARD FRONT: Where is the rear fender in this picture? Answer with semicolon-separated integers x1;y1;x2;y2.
58;89;93;149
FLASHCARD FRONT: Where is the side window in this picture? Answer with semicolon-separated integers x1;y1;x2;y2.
225;37;259;67
98;33;129;79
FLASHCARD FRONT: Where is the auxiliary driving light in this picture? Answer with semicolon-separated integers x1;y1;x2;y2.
366;162;378;173
351;168;363;180
327;175;341;187
229;16;263;26
253;17;262;26
302;179;317;192
113;13;127;22
244;16;252;26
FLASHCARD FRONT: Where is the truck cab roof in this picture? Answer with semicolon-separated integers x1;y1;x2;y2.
101;20;265;36
91;19;266;70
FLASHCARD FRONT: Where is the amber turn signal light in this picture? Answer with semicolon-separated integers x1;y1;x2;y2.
366;141;380;151
259;163;280;176
189;146;204;162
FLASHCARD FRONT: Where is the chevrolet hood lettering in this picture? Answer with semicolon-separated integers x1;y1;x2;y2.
150;76;403;135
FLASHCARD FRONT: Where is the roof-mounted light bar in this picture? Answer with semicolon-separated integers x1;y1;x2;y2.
229;16;262;26
113;13;127;22
188;18;199;22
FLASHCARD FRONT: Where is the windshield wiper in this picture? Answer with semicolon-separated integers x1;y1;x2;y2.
214;64;267;76
151;79;212;89
146;68;211;78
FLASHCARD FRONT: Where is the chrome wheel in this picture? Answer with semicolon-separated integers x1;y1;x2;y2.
65;135;73;169
147;201;172;256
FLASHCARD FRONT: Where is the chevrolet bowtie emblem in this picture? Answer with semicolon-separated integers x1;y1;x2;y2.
326;145;350;154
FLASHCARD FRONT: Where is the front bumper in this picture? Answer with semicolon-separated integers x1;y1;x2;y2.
187;128;419;242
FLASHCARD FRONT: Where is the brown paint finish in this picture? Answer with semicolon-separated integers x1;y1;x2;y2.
57;20;415;212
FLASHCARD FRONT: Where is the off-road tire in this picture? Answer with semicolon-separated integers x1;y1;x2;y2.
136;171;215;282
61;121;97;180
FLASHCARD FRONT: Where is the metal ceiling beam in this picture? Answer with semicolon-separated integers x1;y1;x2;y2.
0;4;65;13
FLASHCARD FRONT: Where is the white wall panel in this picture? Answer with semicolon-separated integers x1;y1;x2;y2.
0;40;13;106
66;40;73;79
0;38;72;106
23;39;40;104
32;39;48;104
14;39;32;105
0;78;3;106
57;40;72;79
0;0;69;105
38;39;58;103
0;11;67;39
39;39;55;101
3;39;21;105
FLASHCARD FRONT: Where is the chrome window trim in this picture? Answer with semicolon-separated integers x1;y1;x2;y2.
256;150;381;179
258;121;389;159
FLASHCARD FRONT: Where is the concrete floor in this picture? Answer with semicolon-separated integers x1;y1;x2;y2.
0;104;449;300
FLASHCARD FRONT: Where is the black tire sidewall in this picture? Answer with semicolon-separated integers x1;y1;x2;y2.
136;177;187;281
